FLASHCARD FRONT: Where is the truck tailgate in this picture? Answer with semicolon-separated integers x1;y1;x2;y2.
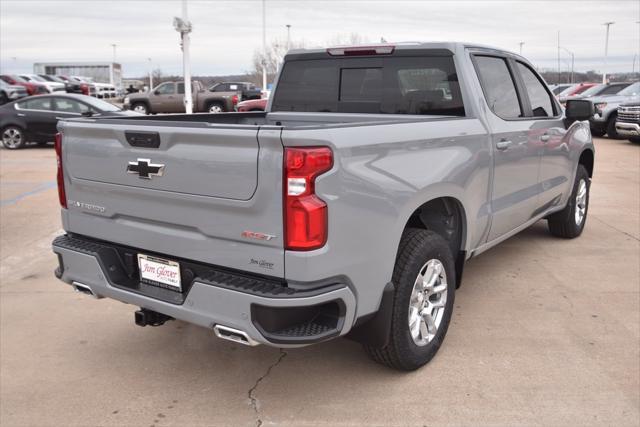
59;120;285;277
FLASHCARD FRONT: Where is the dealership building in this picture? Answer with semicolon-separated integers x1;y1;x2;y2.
33;62;122;88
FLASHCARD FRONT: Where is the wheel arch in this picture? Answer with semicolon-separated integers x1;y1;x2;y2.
579;148;594;178
401;196;467;288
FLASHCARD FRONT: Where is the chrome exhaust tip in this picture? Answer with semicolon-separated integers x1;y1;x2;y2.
213;324;260;346
71;281;102;299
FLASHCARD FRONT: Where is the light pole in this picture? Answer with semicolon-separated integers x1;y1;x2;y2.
262;0;267;91
148;58;153;91
557;31;561;83
560;47;575;83
518;41;524;55
174;0;193;114
286;24;291;52
602;21;614;84
110;44;117;85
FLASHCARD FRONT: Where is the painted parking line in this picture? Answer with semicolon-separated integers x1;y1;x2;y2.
0;181;57;206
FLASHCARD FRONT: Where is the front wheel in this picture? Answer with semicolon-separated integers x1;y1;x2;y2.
2;126;26;149
547;165;590;238
629;137;640;144
364;228;455;371
606;116;622;139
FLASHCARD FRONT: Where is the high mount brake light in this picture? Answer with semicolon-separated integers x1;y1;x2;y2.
55;132;67;208
284;147;333;250
326;45;395;56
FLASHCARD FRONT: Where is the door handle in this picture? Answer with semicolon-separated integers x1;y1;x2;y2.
540;134;550;142
17;113;25;117
496;139;513;150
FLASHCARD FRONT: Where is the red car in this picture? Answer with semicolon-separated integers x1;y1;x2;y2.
0;75;49;96
559;82;598;97
236;98;267;112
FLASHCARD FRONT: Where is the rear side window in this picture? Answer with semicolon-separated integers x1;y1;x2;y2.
272;56;465;116
474;56;522;119
516;62;555;117
18;98;52;111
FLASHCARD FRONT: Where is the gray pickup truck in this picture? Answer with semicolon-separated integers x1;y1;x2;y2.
123;80;238;114
52;42;595;370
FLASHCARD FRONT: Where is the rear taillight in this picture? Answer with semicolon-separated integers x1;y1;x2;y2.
55;132;67;208
80;83;89;95
25;83;36;95
232;94;239;105
284;147;333;250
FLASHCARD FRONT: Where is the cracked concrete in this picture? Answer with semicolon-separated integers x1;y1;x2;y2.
1;137;638;426
247;349;287;427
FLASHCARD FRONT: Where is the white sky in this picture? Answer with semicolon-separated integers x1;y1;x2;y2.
1;0;639;77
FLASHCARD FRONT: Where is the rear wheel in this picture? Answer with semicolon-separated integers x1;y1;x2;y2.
590;128;606;138
364;228;455;371
629;137;640;144
2;126;25;149
131;102;149;115
547;165;590;238
0;92;8;105
207;102;224;113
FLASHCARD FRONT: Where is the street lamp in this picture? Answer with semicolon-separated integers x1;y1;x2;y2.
286;24;291;52
148;58;153;91
174;0;193;114
560;46;575;83
110;44;117;85
262;0;267;91
602;21;614;84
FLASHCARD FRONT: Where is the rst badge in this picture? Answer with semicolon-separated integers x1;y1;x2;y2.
127;158;165;179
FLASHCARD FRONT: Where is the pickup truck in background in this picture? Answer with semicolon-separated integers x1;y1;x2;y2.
209;81;262;101
588;82;640;138
615;102;640;143
124;80;238;114
52;42;595;371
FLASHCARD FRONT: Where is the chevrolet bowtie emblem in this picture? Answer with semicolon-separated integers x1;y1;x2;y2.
127;158;165;179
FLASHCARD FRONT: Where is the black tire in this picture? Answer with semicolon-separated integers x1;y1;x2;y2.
547;165;590;238
364;228;456;371
1;125;26;149
0;92;8;105
606;115;622;139
131;102;149;115
206;102;225;113
629;137;640;144
590;127;606;138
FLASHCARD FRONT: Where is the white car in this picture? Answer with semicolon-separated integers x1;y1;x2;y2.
19;74;66;93
93;83;117;99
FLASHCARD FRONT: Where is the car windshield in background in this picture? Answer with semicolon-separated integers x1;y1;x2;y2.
271;56;465;116
617;82;640;96
552;85;571;95
80;97;121;112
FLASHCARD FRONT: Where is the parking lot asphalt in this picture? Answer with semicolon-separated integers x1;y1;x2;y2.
0;138;638;427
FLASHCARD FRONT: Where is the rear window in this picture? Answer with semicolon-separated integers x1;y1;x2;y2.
272;56;465;116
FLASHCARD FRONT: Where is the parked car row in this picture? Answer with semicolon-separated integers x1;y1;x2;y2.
549;81;639;141
0;74;118;104
0;93;138;149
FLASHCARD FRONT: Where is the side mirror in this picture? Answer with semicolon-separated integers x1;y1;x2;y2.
81;110;94;117
565;100;595;121
153;90;160;95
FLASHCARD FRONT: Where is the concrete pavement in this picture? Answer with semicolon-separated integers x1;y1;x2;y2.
0;138;638;426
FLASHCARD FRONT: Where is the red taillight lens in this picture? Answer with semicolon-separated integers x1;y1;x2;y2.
25;83;35;95
232;94;238;105
80;83;89;95
55;132;67;208
284;147;333;250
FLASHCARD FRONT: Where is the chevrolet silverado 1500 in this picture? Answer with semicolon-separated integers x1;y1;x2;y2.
52;42;595;370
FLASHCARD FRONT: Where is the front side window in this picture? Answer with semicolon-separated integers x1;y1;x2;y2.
18;97;52;111
474;56;522;119
516;62;555;117
155;83;175;95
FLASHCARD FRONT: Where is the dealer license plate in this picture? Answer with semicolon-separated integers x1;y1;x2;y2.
137;254;182;291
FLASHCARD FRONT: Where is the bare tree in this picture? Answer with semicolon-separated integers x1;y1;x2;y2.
250;38;305;87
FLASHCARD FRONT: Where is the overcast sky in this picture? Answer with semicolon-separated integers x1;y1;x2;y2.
1;0;639;77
